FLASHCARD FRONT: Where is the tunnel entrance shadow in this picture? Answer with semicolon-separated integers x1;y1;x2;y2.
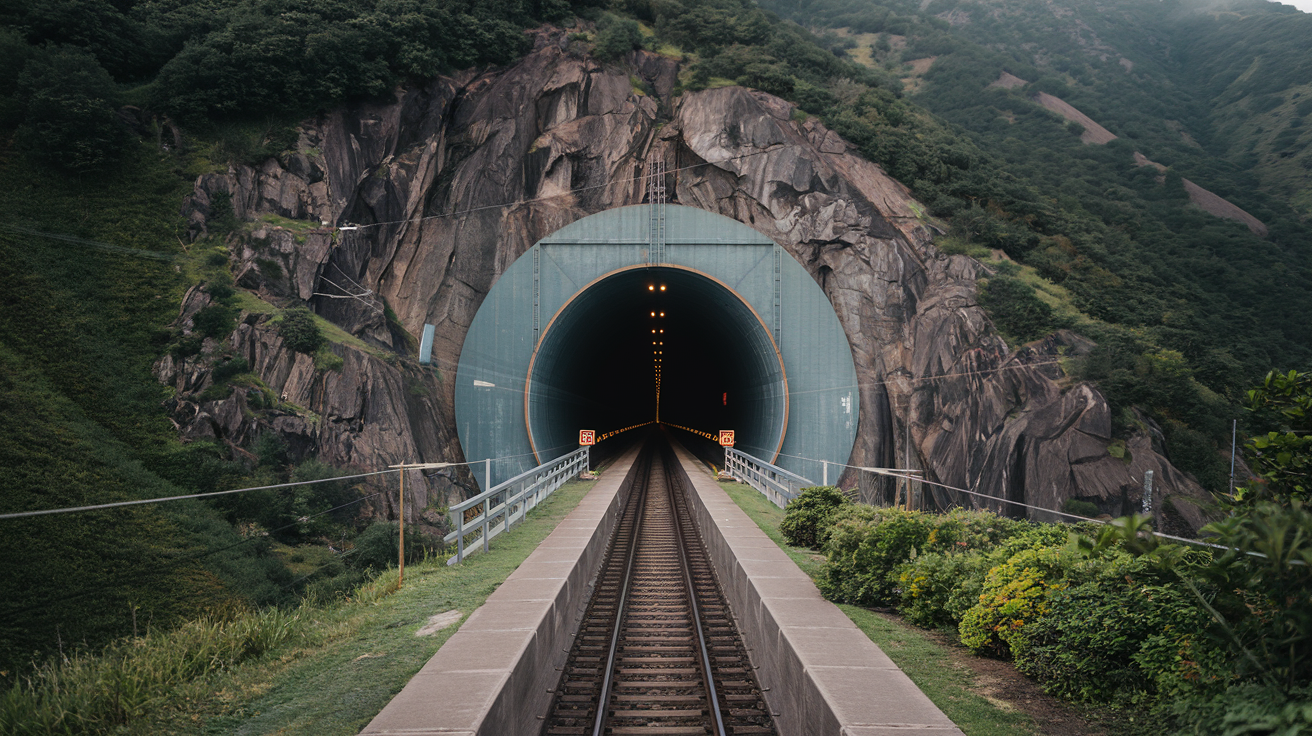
526;266;786;465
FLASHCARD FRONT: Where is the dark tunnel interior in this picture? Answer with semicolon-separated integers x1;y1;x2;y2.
526;267;787;461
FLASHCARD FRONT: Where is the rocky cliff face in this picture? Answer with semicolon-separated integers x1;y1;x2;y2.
161;28;1212;532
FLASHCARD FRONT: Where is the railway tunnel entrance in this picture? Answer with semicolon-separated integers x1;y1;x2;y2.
455;204;859;490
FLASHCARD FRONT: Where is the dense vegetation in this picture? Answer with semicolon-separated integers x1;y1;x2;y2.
753;0;1312;494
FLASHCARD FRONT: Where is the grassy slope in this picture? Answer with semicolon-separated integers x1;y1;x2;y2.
0;143;295;671
186;478;596;736
717;481;1039;736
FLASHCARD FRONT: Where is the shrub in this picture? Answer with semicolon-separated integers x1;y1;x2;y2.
977;274;1057;343
1168;684;1312;735
207;191;240;234
897;550;992;629
192;304;237;339
594;15;644;61
818;508;934;606
278;307;325;355
1062;498;1100;517
351;521;439;571
211;357;249;384
252;431;288;469
314;347;344;372
170;334;203;360
959;547;1067;657
1011;553;1218;704
15;47;131;172
780;486;850;548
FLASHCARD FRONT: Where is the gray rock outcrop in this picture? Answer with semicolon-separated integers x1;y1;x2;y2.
160;29;1212;531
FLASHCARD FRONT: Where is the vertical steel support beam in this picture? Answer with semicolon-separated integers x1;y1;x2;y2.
773;245;782;347
532;244;541;345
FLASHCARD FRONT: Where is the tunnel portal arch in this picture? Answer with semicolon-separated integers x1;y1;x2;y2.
454;205;858;490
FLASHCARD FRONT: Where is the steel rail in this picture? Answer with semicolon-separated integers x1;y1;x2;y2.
664;447;728;736
591;452;652;736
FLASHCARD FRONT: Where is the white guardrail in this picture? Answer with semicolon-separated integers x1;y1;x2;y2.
724;447;814;509
444;446;590;565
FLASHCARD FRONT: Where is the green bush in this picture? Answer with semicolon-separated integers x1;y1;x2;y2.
897;550;992;629
977;274;1058;343
780;486;850;548
818;507;934;606
193;304;237;339
252;431;288;469
351;521;440;571
1192;500;1312;688
594;14;644;61
277;307;325;355
211;357;249;384
1011;552;1217;704
314;347;344;372
14;47;131;172
170;334;203;360
816;506;1074;608
959;547;1067;657
1168;684;1312;735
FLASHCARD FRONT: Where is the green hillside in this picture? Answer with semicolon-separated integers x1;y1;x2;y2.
759;0;1312;490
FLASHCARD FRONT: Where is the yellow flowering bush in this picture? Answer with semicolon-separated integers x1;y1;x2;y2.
959;547;1068;657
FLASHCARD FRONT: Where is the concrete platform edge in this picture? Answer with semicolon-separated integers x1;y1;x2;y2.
360;445;643;736
668;440;964;736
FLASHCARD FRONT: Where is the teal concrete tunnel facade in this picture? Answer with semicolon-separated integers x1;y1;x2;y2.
454;205;858;490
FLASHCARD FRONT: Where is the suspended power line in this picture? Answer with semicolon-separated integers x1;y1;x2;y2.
0;222;177;261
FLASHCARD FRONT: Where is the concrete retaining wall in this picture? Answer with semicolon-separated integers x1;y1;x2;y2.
360;445;642;736
668;441;965;736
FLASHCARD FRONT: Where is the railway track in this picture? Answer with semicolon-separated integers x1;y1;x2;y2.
543;441;777;736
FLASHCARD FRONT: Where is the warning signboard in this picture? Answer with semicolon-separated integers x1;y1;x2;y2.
579;429;595;446
719;430;735;447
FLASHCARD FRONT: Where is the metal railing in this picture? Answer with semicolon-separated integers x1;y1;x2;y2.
724;448;813;509
444;447;590;565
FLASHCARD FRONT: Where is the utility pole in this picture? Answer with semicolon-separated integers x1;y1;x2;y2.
1229;419;1238;497
388;462;454;588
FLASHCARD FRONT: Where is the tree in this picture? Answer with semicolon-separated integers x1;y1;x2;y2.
1241;369;1312;504
15;47;131;172
278;307;326;355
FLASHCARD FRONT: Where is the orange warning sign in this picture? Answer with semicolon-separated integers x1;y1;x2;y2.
719;430;735;447
579;429;595;446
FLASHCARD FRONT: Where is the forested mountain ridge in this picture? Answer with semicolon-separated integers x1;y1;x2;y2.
761;0;1312;486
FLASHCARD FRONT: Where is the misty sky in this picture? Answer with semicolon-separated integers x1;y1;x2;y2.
1270;0;1312;13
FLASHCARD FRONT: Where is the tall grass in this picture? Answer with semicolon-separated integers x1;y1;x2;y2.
0;607;307;735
